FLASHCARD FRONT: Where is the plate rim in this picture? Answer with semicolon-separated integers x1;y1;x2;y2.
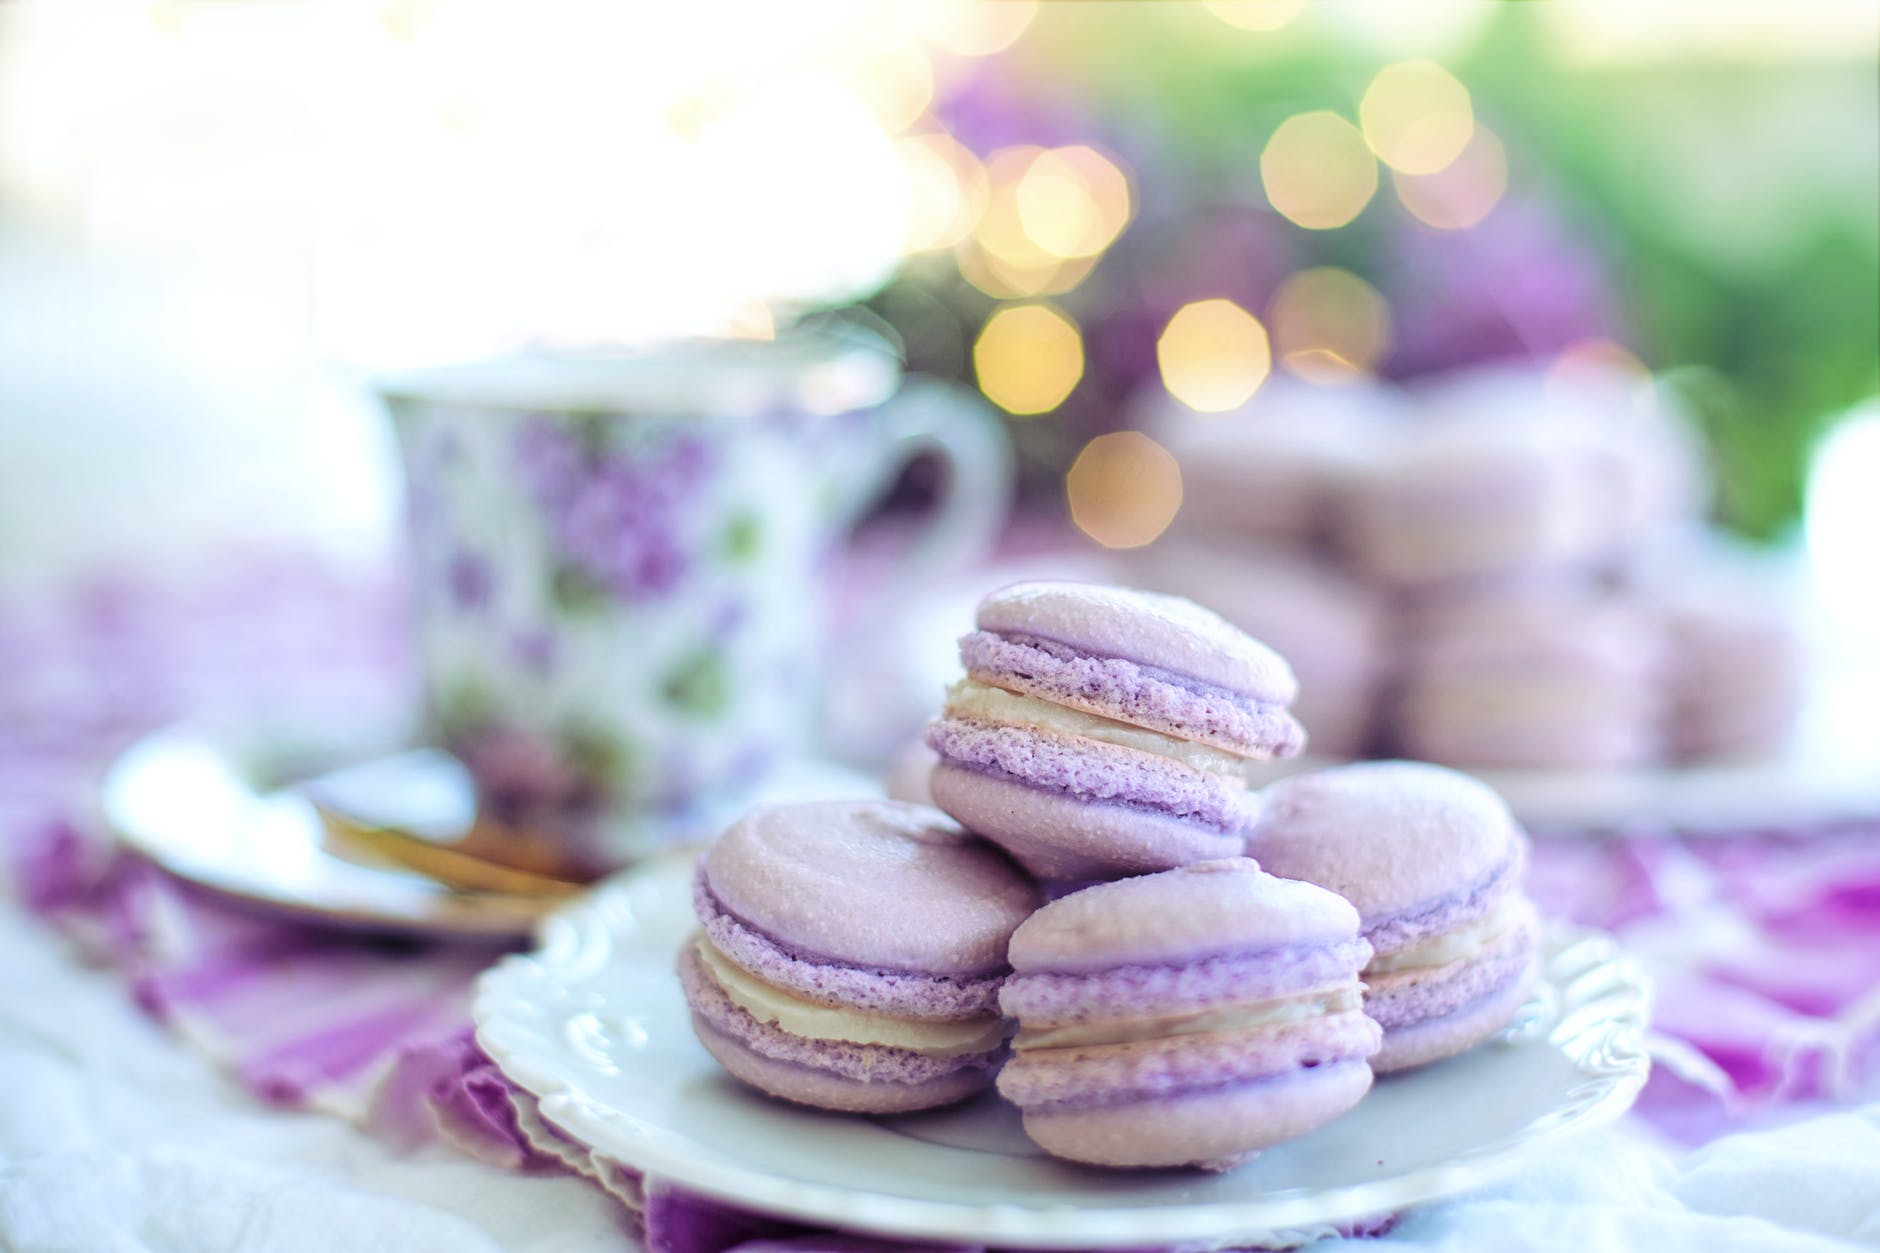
101;725;562;940
475;857;1654;1248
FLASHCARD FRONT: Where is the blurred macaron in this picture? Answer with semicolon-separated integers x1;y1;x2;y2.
1648;564;1807;764
1129;544;1386;760
1145;377;1404;555
1336;410;1614;589
1387;584;1665;772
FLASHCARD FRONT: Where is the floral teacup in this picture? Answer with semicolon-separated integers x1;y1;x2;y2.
377;329;1010;874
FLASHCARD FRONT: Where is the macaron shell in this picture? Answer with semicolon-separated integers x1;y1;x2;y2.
703;800;1039;976
925;717;1254;835
695;874;1007;1021
1371;960;1539;1074
1000;941;1376;1026
1362;847;1525;958
691;1018;995;1115
1006;858;1362;974
1132;547;1385;760
1393;707;1658;772
929;763;1243;881
680;945;1003;1113
1364;915;1539;1032
976;581;1298;700
997;1010;1381;1108
961;631;1304;760
1016;1060;1373;1169
1248;761;1520;924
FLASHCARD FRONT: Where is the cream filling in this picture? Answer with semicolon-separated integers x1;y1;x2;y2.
944;680;1249;779
694;939;1009;1058
1366;896;1535;975
1014;985;1362;1052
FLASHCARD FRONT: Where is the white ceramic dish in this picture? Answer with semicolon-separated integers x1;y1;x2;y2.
475;856;1652;1248
1254;735;1880;837
102;726;873;941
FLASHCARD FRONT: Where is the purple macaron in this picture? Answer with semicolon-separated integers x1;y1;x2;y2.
1247;761;1541;1073
1133;546;1387;760
996;858;1379;1169
925;582;1306;881
680;800;1041;1114
1388;585;1665;771
1654;576;1805;764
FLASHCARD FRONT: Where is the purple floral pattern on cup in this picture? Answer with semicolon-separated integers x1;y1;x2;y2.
513;419;714;605
380;350;1009;869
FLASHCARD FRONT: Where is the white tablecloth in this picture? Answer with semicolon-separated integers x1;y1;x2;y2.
4;891;1877;1253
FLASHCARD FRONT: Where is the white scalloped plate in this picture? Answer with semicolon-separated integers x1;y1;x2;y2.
475;856;1652;1248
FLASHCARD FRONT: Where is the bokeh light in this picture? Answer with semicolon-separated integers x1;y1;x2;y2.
926;0;1038;58
1067;432;1185;549
851;44;935;134
1260;111;1378;229
1014;145;1132;259
897;131;986;252
959;145;1105;298
1359;60;1474;174
1546;338;1650;390
724;301;776;340
956;245;1096;300
1157;298;1272;412
1201;0;1308;34
1268;267;1393;382
973;302;1085;415
1392;125;1507;229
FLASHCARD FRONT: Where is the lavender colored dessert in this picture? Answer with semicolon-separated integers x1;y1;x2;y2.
1248;761;1542;1073
925;582;1305;881
1132;546;1387;760
679;800;1041;1114
1655;577;1805;764
1336;410;1615;589
997;858;1379;1169
1389;586;1665;771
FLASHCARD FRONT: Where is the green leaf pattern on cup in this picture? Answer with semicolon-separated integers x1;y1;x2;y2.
660;648;732;719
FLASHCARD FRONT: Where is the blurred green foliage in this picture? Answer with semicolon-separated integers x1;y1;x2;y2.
998;4;1880;539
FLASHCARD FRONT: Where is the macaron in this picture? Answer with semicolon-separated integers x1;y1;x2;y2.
680;800;1041;1113
1148;376;1402;553
1655;578;1805;764
1411;361;1710;573
1247;761;1540;1073
1388;586;1664;771
996;858;1379;1169
1337;411;1613;589
1132;546;1386;760
925;581;1305;881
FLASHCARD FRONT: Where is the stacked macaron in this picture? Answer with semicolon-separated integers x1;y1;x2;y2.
1151;376;1403;553
1135;547;1387;760
1391;586;1665;772
924;581;1306;881
1655;579;1806;764
1337;414;1612;590
680;800;1040;1113
997;859;1380;1168
679;580;1553;1177
1249;760;1540;1072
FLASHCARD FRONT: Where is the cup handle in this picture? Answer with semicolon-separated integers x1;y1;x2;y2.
837;377;1015;614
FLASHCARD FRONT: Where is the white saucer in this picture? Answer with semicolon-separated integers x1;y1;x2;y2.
474;856;1652;1248
102;726;874;941
1256;731;1880;837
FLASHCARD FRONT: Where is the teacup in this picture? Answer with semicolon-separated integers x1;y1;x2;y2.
376;327;1010;874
